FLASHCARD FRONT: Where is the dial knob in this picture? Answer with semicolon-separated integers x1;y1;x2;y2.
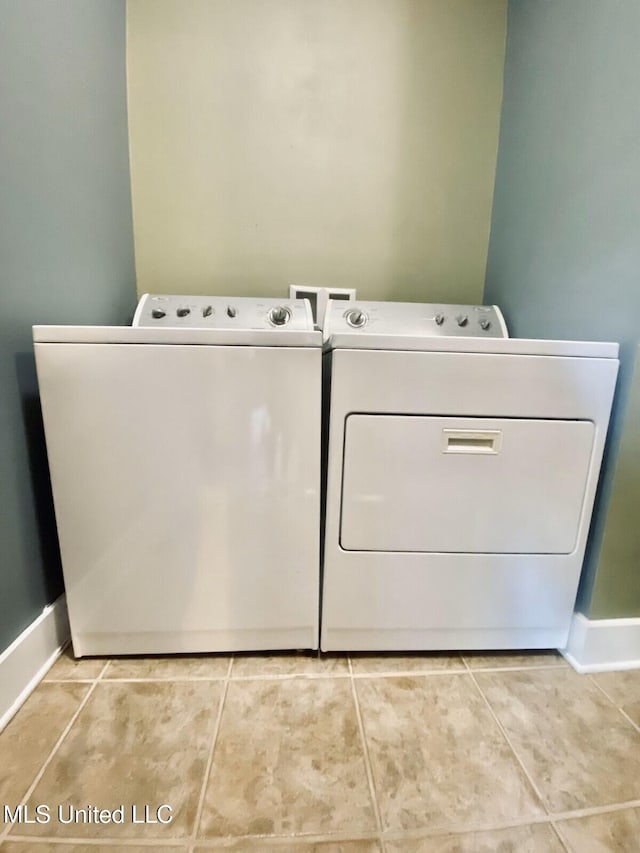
176;307;190;318
456;314;469;327
202;305;213;317
269;305;290;326
151;308;166;319
346;309;367;328
434;313;445;326
479;318;491;331
227;305;237;318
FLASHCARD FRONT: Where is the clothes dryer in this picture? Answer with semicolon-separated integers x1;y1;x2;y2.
35;295;321;655
320;301;618;651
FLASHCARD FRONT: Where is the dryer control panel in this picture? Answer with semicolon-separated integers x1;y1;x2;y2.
325;301;508;339
133;294;314;331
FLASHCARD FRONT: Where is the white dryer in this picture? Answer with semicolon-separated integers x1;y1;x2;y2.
320;300;619;651
34;295;321;656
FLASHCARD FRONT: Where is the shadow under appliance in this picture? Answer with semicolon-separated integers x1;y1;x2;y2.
320;300;618;651
34;295;322;656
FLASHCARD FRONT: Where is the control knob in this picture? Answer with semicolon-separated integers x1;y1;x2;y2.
227;306;237;318
434;313;445;326
456;314;469;327
151;308;166;319
479;318;491;331
345;309;367;328
202;305;213;317
176;307;190;318
269;305;290;326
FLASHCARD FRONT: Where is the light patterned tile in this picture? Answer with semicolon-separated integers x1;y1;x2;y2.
356;674;543;832
592;669;640;726
0;682;89;805
385;822;563;852
231;653;348;678
463;650;566;670
477;668;640;811
556;807;640;852
104;654;230;680
44;646;107;680
198;678;375;838
15;681;224;838
1;845;188;852
194;842;381;852
350;653;464;675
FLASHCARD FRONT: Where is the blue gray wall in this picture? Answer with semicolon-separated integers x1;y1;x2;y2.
0;0;136;652
485;0;640;616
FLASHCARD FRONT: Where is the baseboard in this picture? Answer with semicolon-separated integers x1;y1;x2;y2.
0;595;70;732
562;611;640;673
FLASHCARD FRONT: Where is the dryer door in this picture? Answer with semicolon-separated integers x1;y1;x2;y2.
340;415;594;554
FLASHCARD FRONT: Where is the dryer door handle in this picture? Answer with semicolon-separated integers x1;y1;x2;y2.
441;429;502;455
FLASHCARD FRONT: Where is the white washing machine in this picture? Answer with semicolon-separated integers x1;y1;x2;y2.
34;294;322;656
320;300;619;651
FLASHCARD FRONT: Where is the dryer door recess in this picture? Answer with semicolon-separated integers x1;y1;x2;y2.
339;415;595;555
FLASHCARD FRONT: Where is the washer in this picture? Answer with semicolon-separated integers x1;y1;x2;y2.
320;300;619;651
34;294;321;656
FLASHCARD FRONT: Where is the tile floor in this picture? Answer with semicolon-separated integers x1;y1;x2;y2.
1;648;640;851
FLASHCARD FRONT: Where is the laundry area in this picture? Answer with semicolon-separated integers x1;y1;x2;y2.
1;1;640;851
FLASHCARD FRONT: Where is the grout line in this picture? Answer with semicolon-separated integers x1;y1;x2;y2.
4;838;189;848
0;660;110;842
228;671;351;681
461;663;567;673
5;829;383;847
185;830;384;848
347;657;386;851
96;660;111;681
464;662;551;815
89;676;230;683
619;707;640;735
40;661;570;684
588;674;640;735
550;798;640;822
587;673;618;705
191;656;232;842
350;668;465;678
550;819;572;852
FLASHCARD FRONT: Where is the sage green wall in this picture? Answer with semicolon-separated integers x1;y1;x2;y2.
590;346;640;618
485;0;640;617
127;0;506;302
0;1;136;652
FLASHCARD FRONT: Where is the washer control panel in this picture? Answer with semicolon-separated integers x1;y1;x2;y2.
134;294;313;331
325;301;508;338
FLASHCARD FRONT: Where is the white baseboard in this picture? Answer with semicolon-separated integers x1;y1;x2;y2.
0;595;70;732
562;611;640;673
